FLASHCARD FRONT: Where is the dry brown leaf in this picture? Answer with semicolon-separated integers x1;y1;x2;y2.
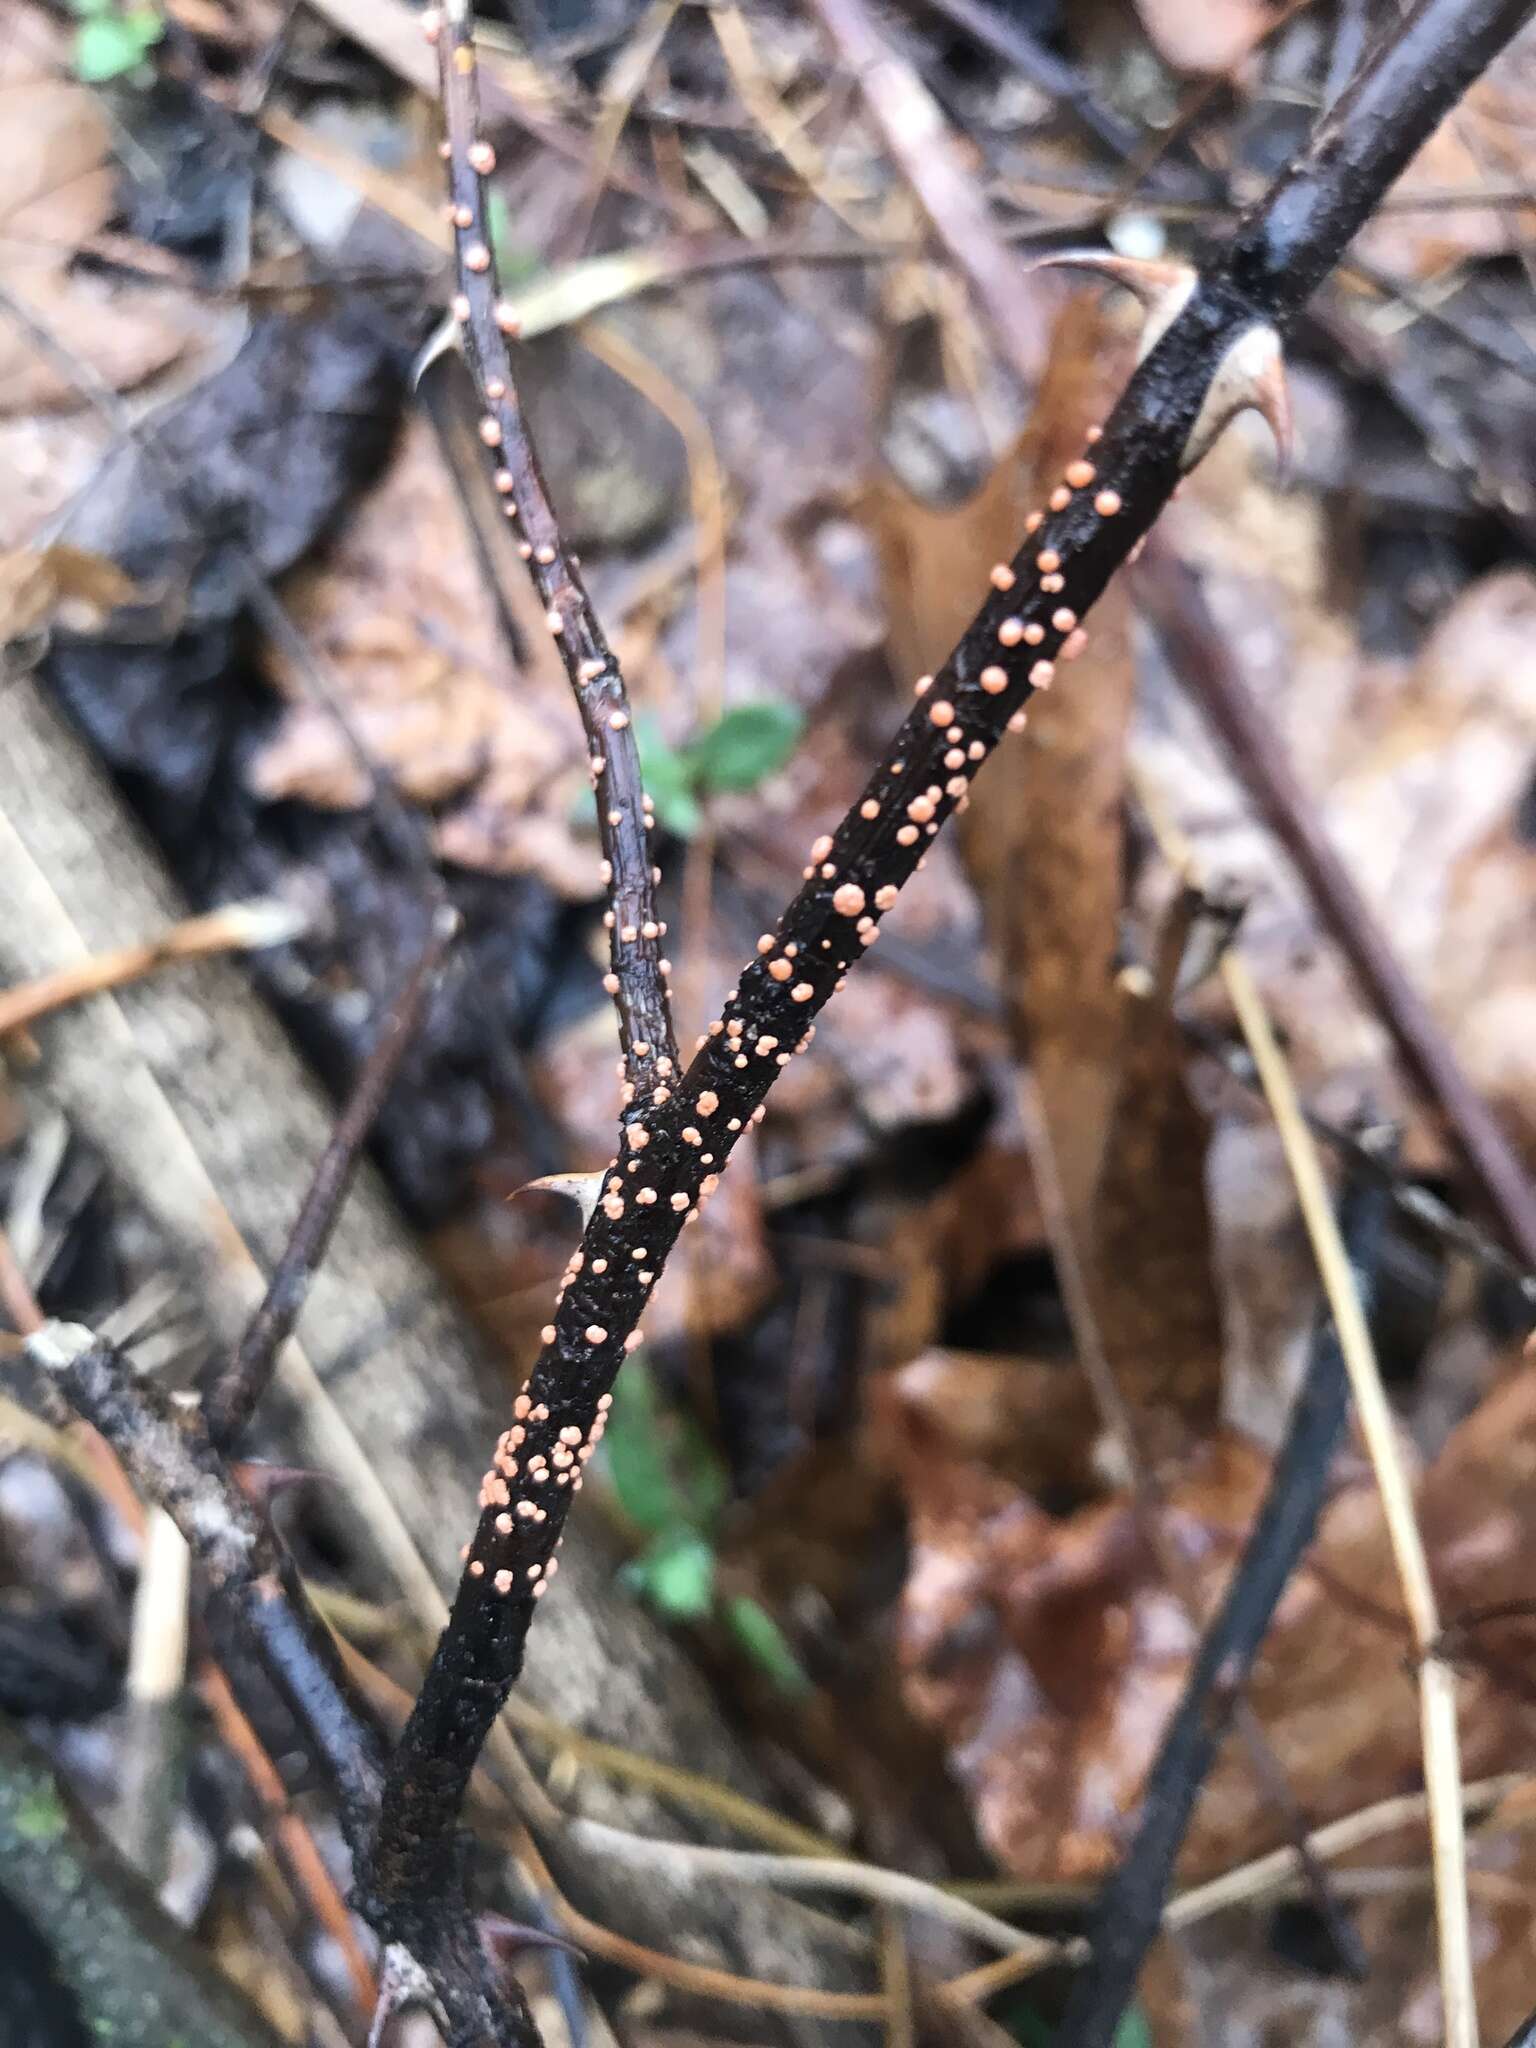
253;415;604;898
0;9;191;413
886;1346;1536;1885
873;292;1223;1455
1144;443;1536;1168
874;294;1136;1237
0;540;142;648
1086;909;1227;1456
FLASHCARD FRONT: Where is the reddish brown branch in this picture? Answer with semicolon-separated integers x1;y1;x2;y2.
432;0;677;1095
1136;542;1536;1272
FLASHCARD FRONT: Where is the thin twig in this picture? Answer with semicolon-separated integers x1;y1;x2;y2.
563;1819;1060;1963
197;1661;380;2013
942;1773;1528;2010
25;1327;386;1832
881;1908;915;2048
512;1827;888;2020
0;900;306;1040
203;903;458;1448
807;0;1049;387
1138;543;1536;1271
365;0;1536;1964
1224;952;1480;2048
433;0;678;1095
910;0;1167;181
117;1503;191;1886
1056;1152;1392;2046
1167;1772;1526;1930
1178;1013;1536;1307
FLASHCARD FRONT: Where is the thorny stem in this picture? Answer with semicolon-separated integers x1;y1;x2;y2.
204;904;459;1448
364;0;1536;1963
432;0;677;1095
1054;1155;1392;2048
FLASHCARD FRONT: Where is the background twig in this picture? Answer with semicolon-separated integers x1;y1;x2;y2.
1056;1143;1391;2046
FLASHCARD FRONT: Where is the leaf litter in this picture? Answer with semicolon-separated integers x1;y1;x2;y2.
4;3;1536;2044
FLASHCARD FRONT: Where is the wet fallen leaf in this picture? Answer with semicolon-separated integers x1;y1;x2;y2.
886;1344;1536;1884
881;1346;1270;1881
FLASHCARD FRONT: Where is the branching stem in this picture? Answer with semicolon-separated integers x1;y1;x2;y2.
364;0;1536;1965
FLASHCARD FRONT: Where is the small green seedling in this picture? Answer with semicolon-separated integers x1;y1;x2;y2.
69;0;163;83
634;701;804;838
602;1352;810;1694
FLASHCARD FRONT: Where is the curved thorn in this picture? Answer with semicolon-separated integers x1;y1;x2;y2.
513;1171;607;1230
1182;322;1293;472
232;1461;326;1512
1027;248;1200;359
479;1913;587;1964
412;312;460;391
